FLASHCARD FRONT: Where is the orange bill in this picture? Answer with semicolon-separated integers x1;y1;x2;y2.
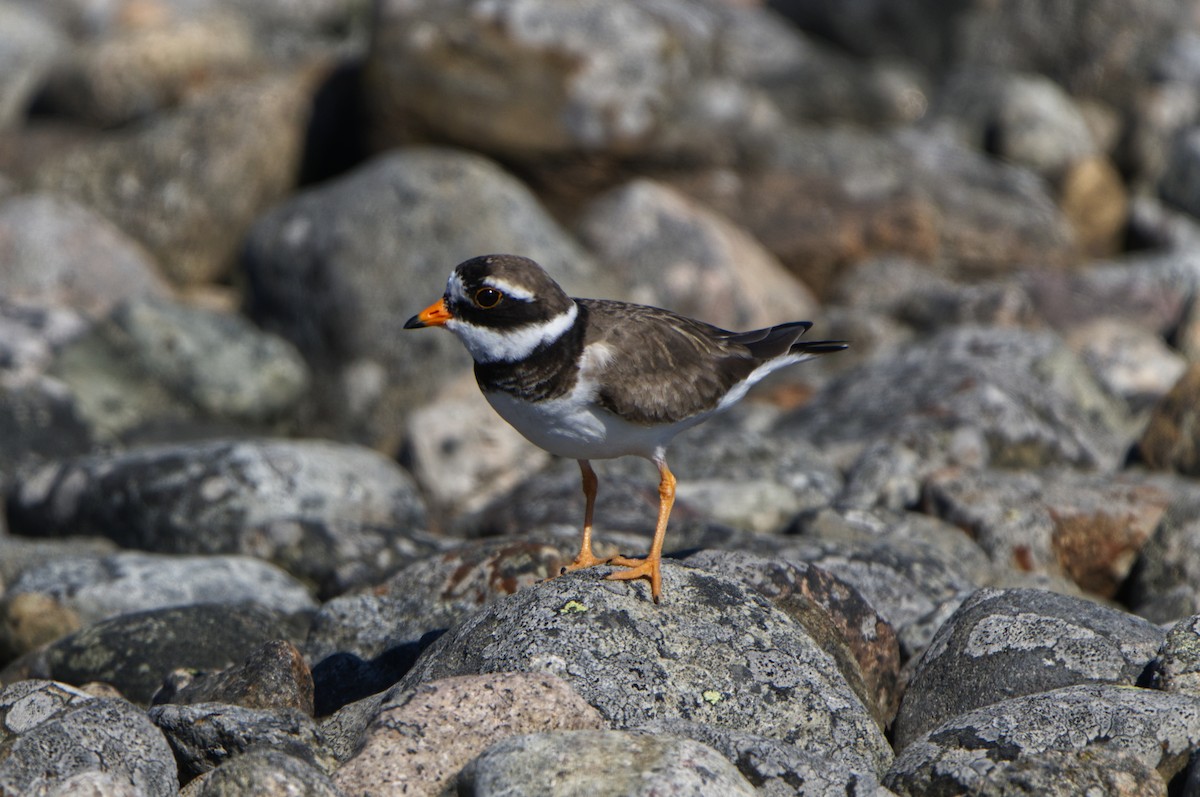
404;297;453;329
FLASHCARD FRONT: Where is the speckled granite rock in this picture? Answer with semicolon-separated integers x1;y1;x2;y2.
333;673;605;797
1137;363;1200;475
1153;614;1200;696
885;684;1200;794
923;468;1170;596
684;549;901;728
892;588;1165;749
575;178;819;331
150;702;333;781
779;325;1131;481
398;563;892;774
0;193;169;317
1;603;306;704
154;640;314;716
0;690;177;796
457;730;759;797
6;438;431;597
305;538;566;714
181;748;341;797
51;295;312;438
635;718;893;797
33;70;318;286
2;551;315;630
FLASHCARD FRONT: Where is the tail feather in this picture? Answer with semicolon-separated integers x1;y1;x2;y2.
790;339;849;356
726;321;847;360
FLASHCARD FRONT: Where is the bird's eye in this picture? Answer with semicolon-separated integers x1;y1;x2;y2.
475;288;502;308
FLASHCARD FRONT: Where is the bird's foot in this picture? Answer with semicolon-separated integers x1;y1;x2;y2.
543;550;609;584
605;556;662;604
561;551;609;573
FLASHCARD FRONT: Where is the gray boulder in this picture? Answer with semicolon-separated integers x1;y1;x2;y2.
7;438;430;596
398;563;892;773
886;684;1200;794
892;588;1165;749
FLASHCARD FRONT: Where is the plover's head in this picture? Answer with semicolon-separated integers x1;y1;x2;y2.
404;254;578;363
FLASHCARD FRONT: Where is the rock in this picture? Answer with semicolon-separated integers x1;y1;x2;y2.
951;0;1190;105
633;719;891;797
833;258;1036;336
154;640;314;716
928;70;1097;177
575;178;818;331
1161;126;1200;221
1;603;305;704
34;69;316;285
0;536;118;598
779;326;1131;481
6;438;431;597
1155;614;1200;695
0;679;95;742
0;4;66;131
0;592;82;663
885;684;1200;793
0;693;177;796
0;296;89;389
402;375;550;520
750;32;928;128
241;147;599;449
776;509;984;660
1022;252;1195;338
930;746;1167;797
1066;318;1186;412
668;128;1077;296
0;193;170;318
0;378;93;488
114;296;309;421
365;0;779;164
50;294;311;443
332;673;606;797
1127;488;1200;623
923;468;1170;596
3;551;316;629
181;748;341;797
305;538;565;664
457;730;759;796
398;564;892;773
305;538;565;714
41;11;259;126
1057;155;1129;257
892;588;1165;750
150;702;332;780
684;549;901;729
1137;363;1200;474
776;0;1190;105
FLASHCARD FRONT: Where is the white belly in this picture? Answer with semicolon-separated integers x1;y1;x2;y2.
483;390;702;461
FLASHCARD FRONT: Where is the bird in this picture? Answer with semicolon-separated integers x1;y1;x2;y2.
404;254;846;602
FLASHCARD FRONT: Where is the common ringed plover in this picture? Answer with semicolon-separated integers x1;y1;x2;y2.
405;254;846;602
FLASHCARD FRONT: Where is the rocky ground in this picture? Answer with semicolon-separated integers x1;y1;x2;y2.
4;0;1200;794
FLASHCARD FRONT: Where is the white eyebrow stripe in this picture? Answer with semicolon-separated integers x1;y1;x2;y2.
482;276;535;302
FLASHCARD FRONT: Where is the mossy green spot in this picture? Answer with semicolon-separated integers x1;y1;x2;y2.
702;690;723;705
559;600;588;615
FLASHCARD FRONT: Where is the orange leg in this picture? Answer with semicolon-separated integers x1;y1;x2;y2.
559;460;607;573
607;458;675;603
